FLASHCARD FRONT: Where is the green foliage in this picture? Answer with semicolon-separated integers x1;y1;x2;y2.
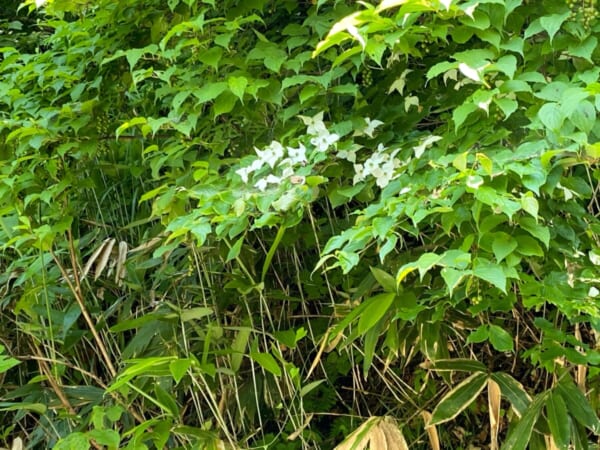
1;0;600;448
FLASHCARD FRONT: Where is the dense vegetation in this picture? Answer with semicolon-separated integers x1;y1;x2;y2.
1;0;600;448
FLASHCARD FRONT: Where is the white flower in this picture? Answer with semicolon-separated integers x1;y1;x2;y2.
265;174;282;185
337;149;357;163
254;174;282;191
310;130;339;152
376;174;393;188
235;158;264;183
236;166;252;183
363;118;384;138
589;286;600;298
299;112;327;136
255;141;284;168
363;158;379;175
254;178;268;191
413;135;442;158
281;166;294;178
371;166;384;179
35;0;47;7
353;164;366;184
287;143;307;165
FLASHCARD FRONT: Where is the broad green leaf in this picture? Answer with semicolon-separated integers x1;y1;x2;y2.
488;324;513;352
169;358;192;384
492;232;518;263
467;325;489;344
567;36;598;62
501;395;545;450
198;47;223;70
494;97;518;119
87;429;120;450
546;392;570;449
520;193;539;219
426;61;458;80
518;217;550;248
54;432;89;450
539;12;569;43
250;352;281;377
440;249;471;269
473;258;507;293
227;76;248;102
570;100;596;134
299;84;321;104
247;42;287;72
515;235;544;257
492;55;517;79
441;267;470;293
338;250;360;274
416;252;443;279
213;91;238;117
357;292;395;335
429;372;488;426
193;81;228;104
453;102;477;131
538;102;564;131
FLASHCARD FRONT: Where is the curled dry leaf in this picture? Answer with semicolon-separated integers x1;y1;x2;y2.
334;416;409;450
11;438;23;450
421;411;440;450
115;241;128;284
487;378;501;450
81;237;116;281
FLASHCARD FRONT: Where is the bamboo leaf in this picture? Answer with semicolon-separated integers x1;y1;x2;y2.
430;373;488;426
556;378;600;434
250;352;281;377
491;372;531;417
357;292;395;335
501;395;545;450
546;392;570;449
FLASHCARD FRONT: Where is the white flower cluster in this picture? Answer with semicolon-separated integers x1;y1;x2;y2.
235;112;338;191
235;113;411;193
352;143;401;188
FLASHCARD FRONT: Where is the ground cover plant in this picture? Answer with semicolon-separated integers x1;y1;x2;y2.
1;0;600;448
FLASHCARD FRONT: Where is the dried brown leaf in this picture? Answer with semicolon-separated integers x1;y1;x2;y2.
334;417;378;450
420;411;439;450
115;241;128;284
128;236;163;253
488;378;501;450
287;413;314;441
82;238;112;279
369;425;388;450
380;417;409;450
11;438;23;450
94;238;116;281
307;330;334;380
544;434;559;450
